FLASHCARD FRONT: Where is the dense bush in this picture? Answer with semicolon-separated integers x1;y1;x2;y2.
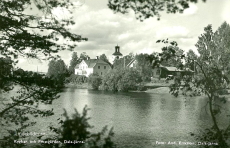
135;54;152;82
117;69;142;91
88;73;102;90
101;69;122;92
101;69;142;92
65;74;88;84
217;89;229;95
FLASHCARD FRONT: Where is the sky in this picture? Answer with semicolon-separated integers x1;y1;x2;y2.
17;0;230;72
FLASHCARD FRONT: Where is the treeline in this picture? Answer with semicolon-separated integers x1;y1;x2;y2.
46;52;112;86
47;51;154;90
88;53;158;92
47;50;184;90
46;52;89;86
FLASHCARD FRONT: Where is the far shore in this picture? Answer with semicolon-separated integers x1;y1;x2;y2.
65;83;88;89
64;82;230;98
65;81;171;92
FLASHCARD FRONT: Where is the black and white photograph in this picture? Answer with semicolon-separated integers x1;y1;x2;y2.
0;0;230;148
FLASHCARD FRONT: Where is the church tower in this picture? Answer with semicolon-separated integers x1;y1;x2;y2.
112;45;123;60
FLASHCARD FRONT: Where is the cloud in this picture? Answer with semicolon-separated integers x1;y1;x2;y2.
118;33;130;40
156;26;189;38
77;41;98;50
16;0;227;72
18;58;26;64
70;6;194;58
222;0;230;23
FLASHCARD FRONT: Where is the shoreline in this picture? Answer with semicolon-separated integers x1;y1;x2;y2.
65;82;171;93
65;83;88;89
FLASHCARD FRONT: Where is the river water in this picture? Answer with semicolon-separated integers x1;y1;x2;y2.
15;88;230;148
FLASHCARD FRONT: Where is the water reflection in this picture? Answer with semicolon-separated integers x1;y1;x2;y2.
54;88;229;148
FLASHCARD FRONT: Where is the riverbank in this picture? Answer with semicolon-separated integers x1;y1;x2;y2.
65;81;172;91
145;87;170;93
65;83;88;89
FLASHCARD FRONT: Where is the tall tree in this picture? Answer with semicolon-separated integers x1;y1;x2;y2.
47;59;68;78
160;48;183;67
69;52;81;74
185;49;198;71
108;0;206;21
0;0;87;61
47;59;68;87
153;22;230;147
80;52;90;61
0;0;86;146
135;53;152;82
99;54;112;67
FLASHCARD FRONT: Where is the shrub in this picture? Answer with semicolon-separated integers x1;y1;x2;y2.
217;89;228;95
101;69;123;92
88;73;102;90
65;74;87;84
117;69;142;92
101;69;142;92
36;106;116;148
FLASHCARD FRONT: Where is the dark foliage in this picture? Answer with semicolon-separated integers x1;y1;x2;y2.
150;22;230;147
37;106;116;148
65;74;88;84
0;0;87;147
135;53;152;82
99;54;113;68
108;0;206;21
68;52;81;74
88;73;102;90
47;59;69;87
101;68;142;92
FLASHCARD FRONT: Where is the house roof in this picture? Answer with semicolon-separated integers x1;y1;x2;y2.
162;66;194;72
163;66;179;71
75;64;79;69
126;60;194;72
84;59;110;68
126;58;136;67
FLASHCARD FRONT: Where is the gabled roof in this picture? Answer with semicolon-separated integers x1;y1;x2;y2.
126;58;136;67
75;64;79;69
163;66;179;71
84;59;110;68
162;66;194;72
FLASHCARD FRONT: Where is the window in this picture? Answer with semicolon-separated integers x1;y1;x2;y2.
101;72;103;75
104;66;106;69
98;66;100;69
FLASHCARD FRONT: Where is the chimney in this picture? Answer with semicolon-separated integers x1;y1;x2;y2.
96;56;99;59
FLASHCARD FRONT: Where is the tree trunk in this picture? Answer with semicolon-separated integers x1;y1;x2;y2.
208;95;227;147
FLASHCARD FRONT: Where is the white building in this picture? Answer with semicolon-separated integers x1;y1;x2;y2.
75;57;111;77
